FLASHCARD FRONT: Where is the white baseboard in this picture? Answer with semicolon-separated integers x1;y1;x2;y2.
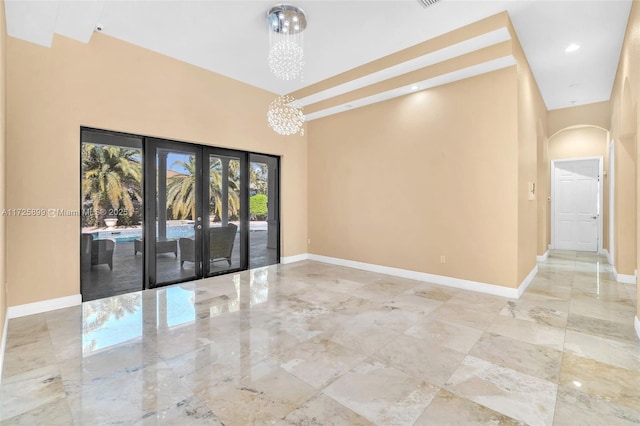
517;265;538;298
0;311;8;386
635;316;640;341
281;254;309;264
601;248;613;265
536;250;549;262
6;294;82;319
613;266;637;285
307;253;534;299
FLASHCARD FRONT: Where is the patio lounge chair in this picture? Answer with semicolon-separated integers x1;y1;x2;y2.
179;223;238;267
210;223;238;265
178;237;195;267
81;233;116;270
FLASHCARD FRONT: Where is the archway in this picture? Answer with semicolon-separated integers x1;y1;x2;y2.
547;125;610;255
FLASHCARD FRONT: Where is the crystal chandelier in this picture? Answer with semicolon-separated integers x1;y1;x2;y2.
267;95;305;136
267;5;307;81
266;5;307;136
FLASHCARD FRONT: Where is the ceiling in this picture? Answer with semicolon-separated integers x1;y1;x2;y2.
4;0;633;118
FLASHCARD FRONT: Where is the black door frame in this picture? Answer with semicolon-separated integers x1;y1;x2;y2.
81;126;280;294
202;147;250;277
144;138;206;288
249;153;281;268
145;139;254;288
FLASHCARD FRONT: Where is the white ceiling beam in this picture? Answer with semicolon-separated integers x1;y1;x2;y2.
305;56;516;121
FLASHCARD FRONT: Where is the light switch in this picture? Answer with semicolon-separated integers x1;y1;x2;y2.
528;181;536;201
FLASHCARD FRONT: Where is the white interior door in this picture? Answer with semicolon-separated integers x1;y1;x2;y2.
553;159;600;251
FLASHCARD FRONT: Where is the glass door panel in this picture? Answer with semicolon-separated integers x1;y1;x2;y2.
83;129;280;298
146;141;203;287
80;129;144;302
249;154;280;268
206;153;244;275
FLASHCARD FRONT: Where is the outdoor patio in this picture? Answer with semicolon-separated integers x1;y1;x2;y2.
81;228;276;301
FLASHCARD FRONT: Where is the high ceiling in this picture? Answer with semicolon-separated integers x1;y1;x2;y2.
5;0;632;117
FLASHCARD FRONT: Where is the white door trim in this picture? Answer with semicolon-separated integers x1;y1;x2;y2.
551;156;604;251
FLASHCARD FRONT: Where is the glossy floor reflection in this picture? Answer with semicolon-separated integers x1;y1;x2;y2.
2;251;639;425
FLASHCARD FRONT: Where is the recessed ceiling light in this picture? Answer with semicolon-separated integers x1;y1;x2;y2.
565;43;580;53
410;85;419;91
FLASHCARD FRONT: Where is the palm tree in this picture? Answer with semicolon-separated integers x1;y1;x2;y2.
166;157;197;220
211;158;241;220
82;144;142;226
250;162;268;195
166;157;240;220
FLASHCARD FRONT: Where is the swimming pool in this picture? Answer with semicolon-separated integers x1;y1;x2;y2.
85;221;261;242
91;224;196;242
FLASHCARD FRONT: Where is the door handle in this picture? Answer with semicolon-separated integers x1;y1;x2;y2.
591;216;598;219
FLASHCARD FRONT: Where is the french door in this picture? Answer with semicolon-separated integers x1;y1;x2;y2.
81;127;280;301
145;139;249;288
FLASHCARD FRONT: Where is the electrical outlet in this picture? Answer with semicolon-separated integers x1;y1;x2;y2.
440;255;446;263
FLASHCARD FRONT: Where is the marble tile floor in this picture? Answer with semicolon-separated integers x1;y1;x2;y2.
1;250;639;425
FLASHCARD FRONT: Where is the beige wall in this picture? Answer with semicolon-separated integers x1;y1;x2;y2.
6;33;308;306
615;134;637;276
548;101;611;137
537;121;550;256
511;26;547;282
308;67;521;288
547;126;610;251
549;127;610;160
0;0;6;343
610;0;639;318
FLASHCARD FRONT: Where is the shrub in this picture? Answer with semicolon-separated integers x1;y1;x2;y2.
250;194;268;220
